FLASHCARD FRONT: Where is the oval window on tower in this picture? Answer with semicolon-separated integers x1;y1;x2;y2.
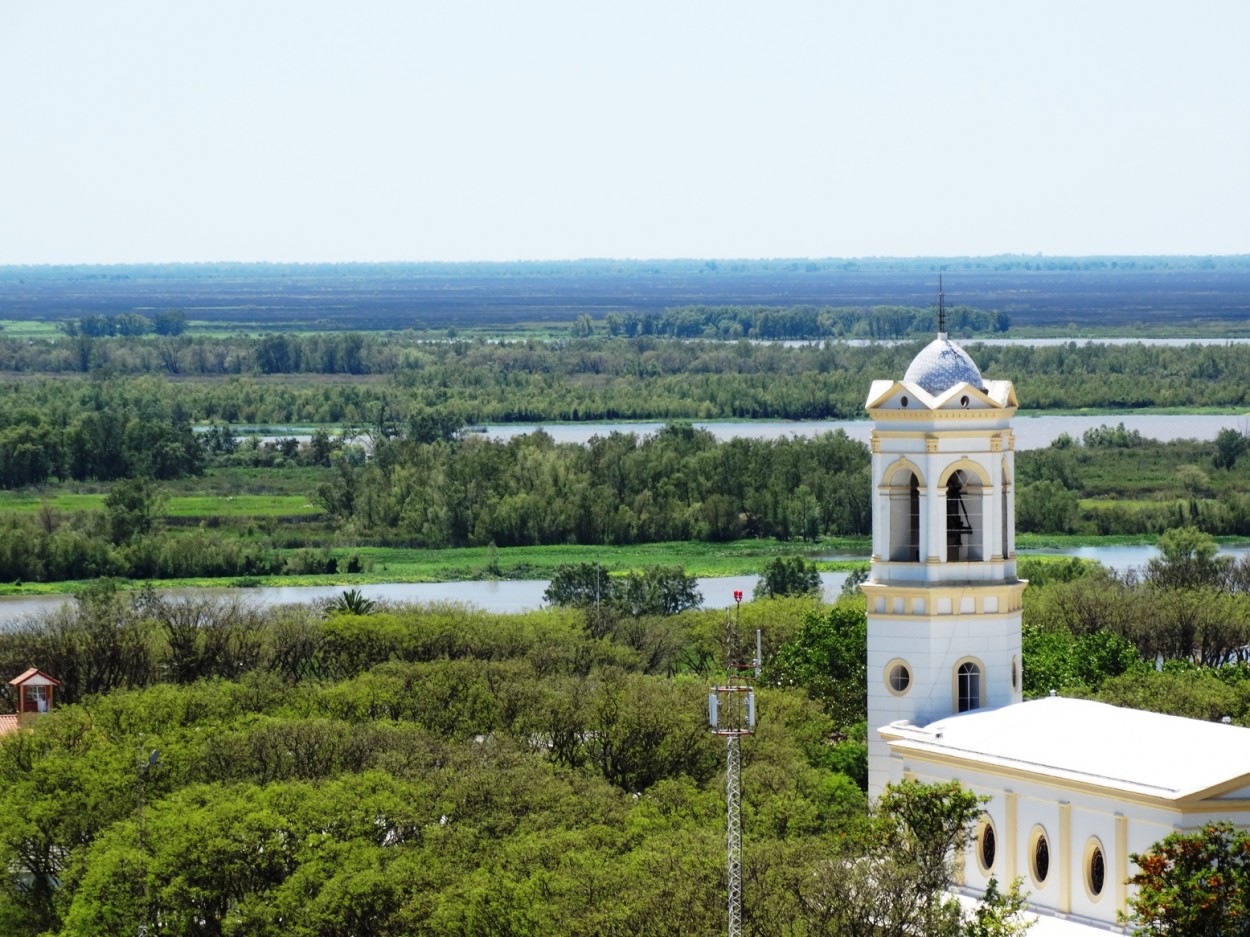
885;659;912;696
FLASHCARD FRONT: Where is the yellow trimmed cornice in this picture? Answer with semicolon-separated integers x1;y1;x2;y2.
1178;770;1250;803
865;379;1017;412
879;738;1250;814
862;582;1026;601
872;428;1017;443
869;407;1019;422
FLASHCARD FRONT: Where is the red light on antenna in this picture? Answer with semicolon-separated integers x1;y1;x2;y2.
733;590;743;603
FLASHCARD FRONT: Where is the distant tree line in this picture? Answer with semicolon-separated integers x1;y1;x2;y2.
7;339;1250;425
58;310;186;337
0;402;201;488
1017;425;1250;537
601;304;1009;340
317;425;871;547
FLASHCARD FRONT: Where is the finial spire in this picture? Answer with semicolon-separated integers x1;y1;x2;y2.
938;274;946;337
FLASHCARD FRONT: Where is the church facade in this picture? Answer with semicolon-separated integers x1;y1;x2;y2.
864;325;1250;933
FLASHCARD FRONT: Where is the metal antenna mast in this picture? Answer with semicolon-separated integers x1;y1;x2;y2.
708;590;757;937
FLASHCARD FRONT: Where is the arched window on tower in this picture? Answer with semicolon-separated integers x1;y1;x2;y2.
957;661;983;712
946;470;983;562
888;468;920;562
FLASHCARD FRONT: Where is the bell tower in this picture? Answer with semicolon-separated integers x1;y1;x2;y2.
863;301;1024;796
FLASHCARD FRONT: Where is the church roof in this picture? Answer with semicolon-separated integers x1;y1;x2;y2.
902;334;986;395
882;697;1250;804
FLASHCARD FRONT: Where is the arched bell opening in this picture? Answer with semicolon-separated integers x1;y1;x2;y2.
887;468;921;562
945;469;983;562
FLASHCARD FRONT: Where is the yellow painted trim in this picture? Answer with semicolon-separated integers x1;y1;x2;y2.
1177;769;1250;802
1058;803;1072;913
868;407;1019;422
1115;815;1128;915
939;457;992;487
874;428;1016;440
860;582;1027;611
877;741;1250;814
879;457;927;488
1005;792;1018;883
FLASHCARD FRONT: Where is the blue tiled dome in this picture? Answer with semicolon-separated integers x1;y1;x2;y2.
903;336;985;395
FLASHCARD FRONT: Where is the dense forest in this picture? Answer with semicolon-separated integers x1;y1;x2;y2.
4;337;1250;423
0;587;1012;936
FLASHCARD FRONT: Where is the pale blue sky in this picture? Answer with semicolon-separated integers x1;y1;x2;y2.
1;1;1246;264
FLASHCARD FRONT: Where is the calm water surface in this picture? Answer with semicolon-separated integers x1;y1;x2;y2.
9;545;1250;628
482;412;1247;450
0;574;849;628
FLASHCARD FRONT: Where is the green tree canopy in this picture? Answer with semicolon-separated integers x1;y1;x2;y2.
754;555;822;600
1127;822;1250;936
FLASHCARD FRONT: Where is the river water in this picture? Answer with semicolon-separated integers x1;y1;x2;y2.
478;413;1247;450
7;544;1250;628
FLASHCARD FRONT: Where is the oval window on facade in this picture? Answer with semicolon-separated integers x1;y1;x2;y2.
977;820;996;874
1030;827;1051;887
885;659;912;696
1085;839;1106;900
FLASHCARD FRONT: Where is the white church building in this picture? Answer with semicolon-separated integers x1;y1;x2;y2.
863;319;1250;933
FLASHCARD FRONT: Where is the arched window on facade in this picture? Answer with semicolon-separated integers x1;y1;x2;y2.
957;661;983;712
945;469;983;562
888;468;920;562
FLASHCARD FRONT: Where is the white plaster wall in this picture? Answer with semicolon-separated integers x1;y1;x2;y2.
867;610;1023;797
899;759;1250;932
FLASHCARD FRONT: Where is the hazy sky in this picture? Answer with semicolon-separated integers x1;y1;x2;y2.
1;1;1247;264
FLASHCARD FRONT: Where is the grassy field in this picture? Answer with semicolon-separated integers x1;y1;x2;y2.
0;538;874;596
0;534;1194;598
0;319;62;339
0;489;321;518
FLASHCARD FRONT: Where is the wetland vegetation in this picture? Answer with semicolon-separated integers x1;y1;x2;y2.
2;259;1250;933
1;258;1250;590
